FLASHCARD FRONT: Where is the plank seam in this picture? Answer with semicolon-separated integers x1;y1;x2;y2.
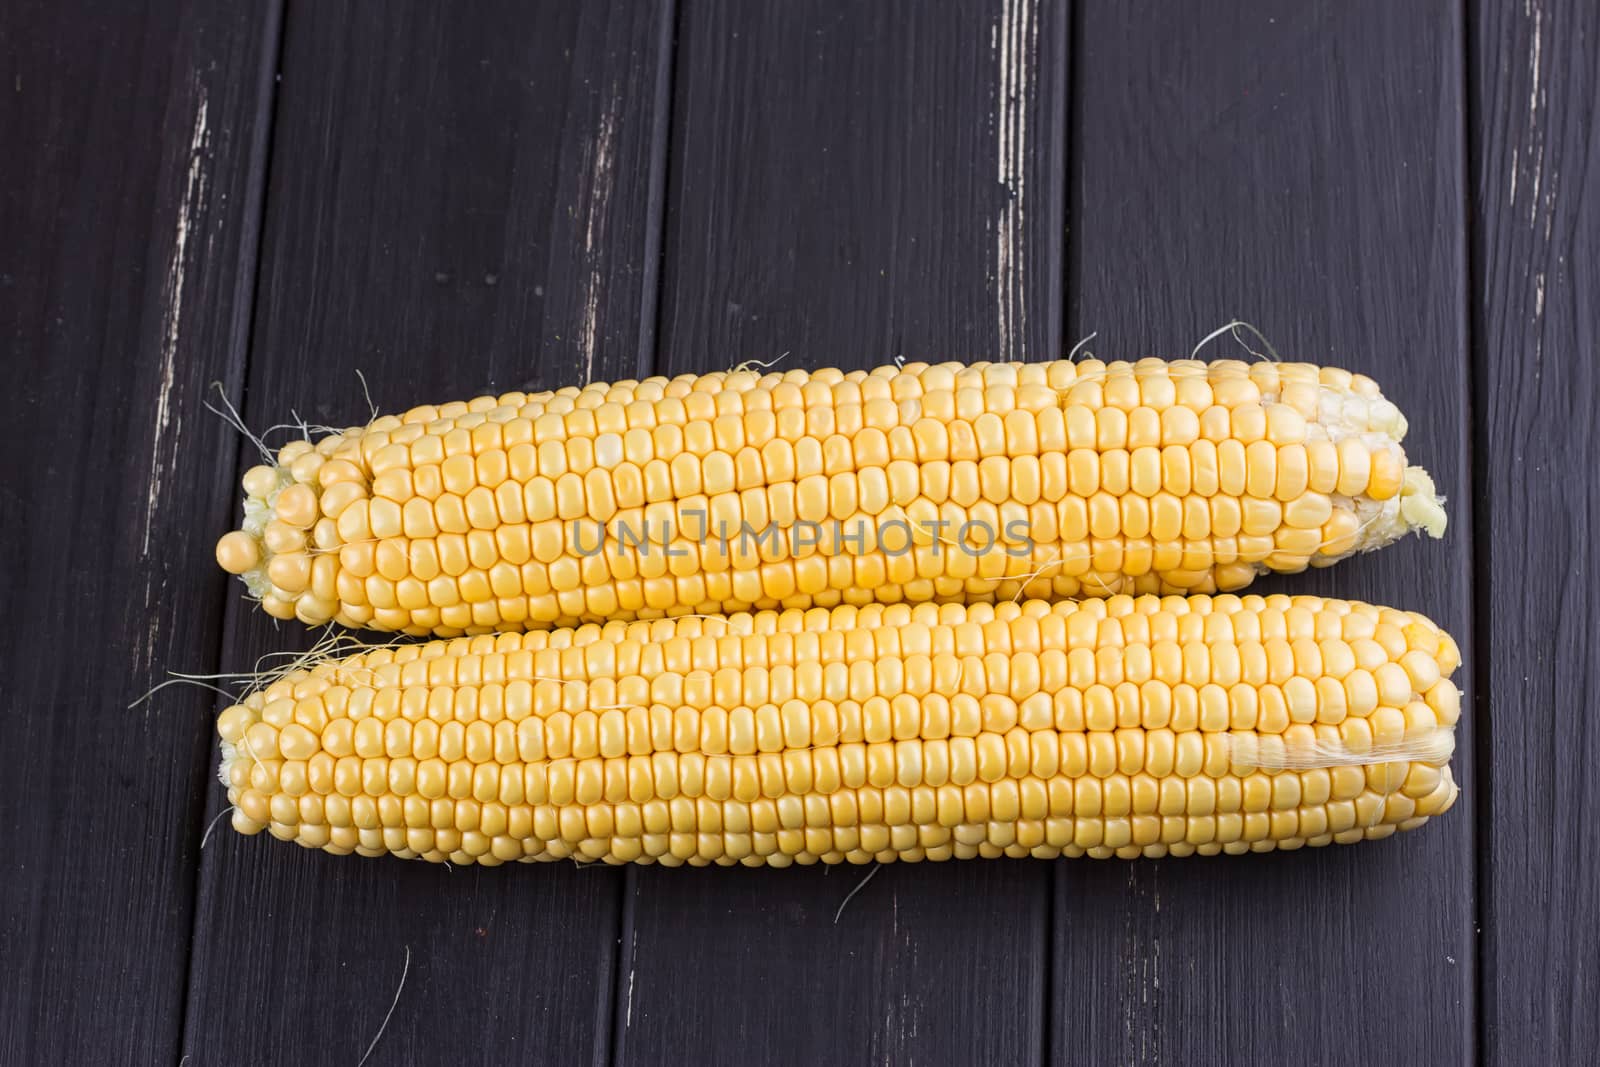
609;1;681;1062
633;0;680;382
174;3;288;1060
1462;0;1494;1063
1049;0;1090;1054
1043;0;1081;1059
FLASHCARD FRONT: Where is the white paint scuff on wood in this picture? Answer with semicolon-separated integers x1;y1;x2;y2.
145;88;210;557
1509;0;1557;371
1528;0;1544;224
995;0;1037;361
623;927;638;1028
576;94;619;385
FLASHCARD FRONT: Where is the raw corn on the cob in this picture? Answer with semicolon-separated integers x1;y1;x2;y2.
216;358;1447;636
217;593;1461;866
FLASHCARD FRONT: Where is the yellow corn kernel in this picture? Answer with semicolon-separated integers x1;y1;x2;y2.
220;595;1460;866
218;360;1444;634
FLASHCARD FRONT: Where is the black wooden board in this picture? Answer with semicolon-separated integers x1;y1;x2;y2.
0;2;278;1062
1471;1;1600;1062
180;4;671;1064
615;3;1068;1064
1054;4;1475;1064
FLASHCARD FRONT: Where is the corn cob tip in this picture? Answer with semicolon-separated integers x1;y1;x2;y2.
217;430;374;627
213;460;307;602
1399;467;1448;539
1327;463;1447;565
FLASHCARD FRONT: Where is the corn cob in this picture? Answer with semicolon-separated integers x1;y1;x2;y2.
215;358;1447;635
217;594;1460;866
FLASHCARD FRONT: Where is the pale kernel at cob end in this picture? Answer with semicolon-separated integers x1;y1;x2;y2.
215;358;1448;636
215;431;375;628
216;594;1461;867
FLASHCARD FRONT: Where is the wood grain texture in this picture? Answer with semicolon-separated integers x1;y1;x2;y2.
1055;4;1474;1064
180;4;671;1064
1470;1;1600;1062
656;0;1068;368
615;3;1068;1064
18;1;1587;1061
0;2;278;1063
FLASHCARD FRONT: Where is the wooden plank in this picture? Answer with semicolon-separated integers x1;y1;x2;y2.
656;0;1067;366
1054;4;1474;1063
180;3;672;1063
0;1;279;1063
615;2;1068;1062
1470;1;1600;1061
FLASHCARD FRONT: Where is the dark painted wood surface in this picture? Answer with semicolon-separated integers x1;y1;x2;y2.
1055;4;1474;1064
617;4;1064;1064
0;2;278;1063
1471;1;1600;1063
180;4;670;1065
3;0;1596;1063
